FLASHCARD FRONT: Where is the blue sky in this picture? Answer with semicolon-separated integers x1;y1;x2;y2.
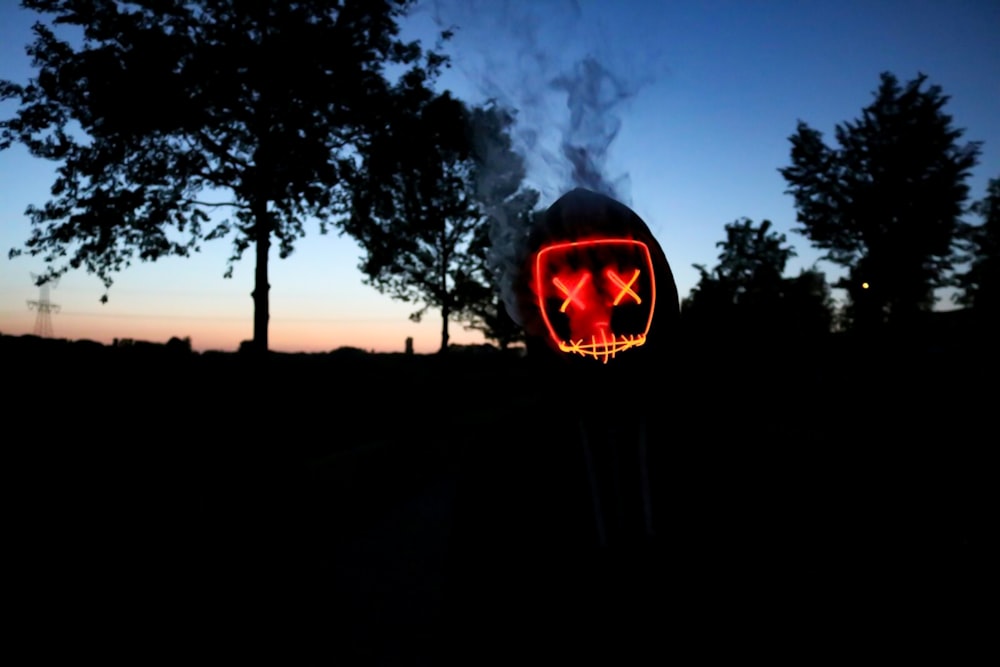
1;0;998;353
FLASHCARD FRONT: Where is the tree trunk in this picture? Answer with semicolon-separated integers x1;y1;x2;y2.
439;240;449;354
440;301;450;354
251;199;271;355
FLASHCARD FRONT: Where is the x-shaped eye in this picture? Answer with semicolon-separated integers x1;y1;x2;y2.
606;268;641;305
552;272;591;312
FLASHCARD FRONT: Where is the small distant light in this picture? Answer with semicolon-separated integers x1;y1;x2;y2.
861;282;870;290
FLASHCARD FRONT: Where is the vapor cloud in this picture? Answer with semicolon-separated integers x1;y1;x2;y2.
426;0;655;205
422;0;662;324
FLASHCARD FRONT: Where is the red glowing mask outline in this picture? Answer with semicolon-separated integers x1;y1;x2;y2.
533;238;657;364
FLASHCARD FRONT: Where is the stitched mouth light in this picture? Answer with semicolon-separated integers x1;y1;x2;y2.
533;237;657;364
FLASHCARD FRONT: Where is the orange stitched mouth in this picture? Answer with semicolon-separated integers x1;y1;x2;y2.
557;331;647;363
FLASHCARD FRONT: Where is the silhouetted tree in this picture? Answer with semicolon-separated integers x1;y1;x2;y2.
0;0;447;355
452;105;540;351
685;219;786;329
463;187;540;350
780;72;982;333
781;267;836;337
682;217;834;345
955;176;1000;319
346;98;537;353
165;335;193;355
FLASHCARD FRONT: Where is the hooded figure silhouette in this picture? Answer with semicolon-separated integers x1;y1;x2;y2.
442;190;680;664
513;187;680;377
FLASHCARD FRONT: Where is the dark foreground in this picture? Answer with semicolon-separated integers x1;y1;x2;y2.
5;331;994;664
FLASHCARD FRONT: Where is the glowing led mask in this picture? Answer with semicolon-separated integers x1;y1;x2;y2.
533;237;657;364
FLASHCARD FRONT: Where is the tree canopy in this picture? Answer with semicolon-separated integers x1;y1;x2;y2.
0;0;447;353
461;186;540;351
684;218;795;314
955;176;1000;318
681;217;833;341
344;97;538;353
779;71;981;332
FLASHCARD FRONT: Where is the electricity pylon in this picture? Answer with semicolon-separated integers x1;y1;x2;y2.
26;273;61;338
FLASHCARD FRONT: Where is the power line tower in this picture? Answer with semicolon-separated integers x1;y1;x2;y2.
27;273;61;338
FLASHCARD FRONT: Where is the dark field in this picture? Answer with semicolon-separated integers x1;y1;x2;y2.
5;331;993;664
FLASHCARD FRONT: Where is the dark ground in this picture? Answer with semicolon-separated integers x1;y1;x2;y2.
4;331;994;664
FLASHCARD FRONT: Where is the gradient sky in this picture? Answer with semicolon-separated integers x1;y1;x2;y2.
1;0;998;353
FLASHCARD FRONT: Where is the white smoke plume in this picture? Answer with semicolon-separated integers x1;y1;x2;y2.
552;56;637;202
421;0;662;324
